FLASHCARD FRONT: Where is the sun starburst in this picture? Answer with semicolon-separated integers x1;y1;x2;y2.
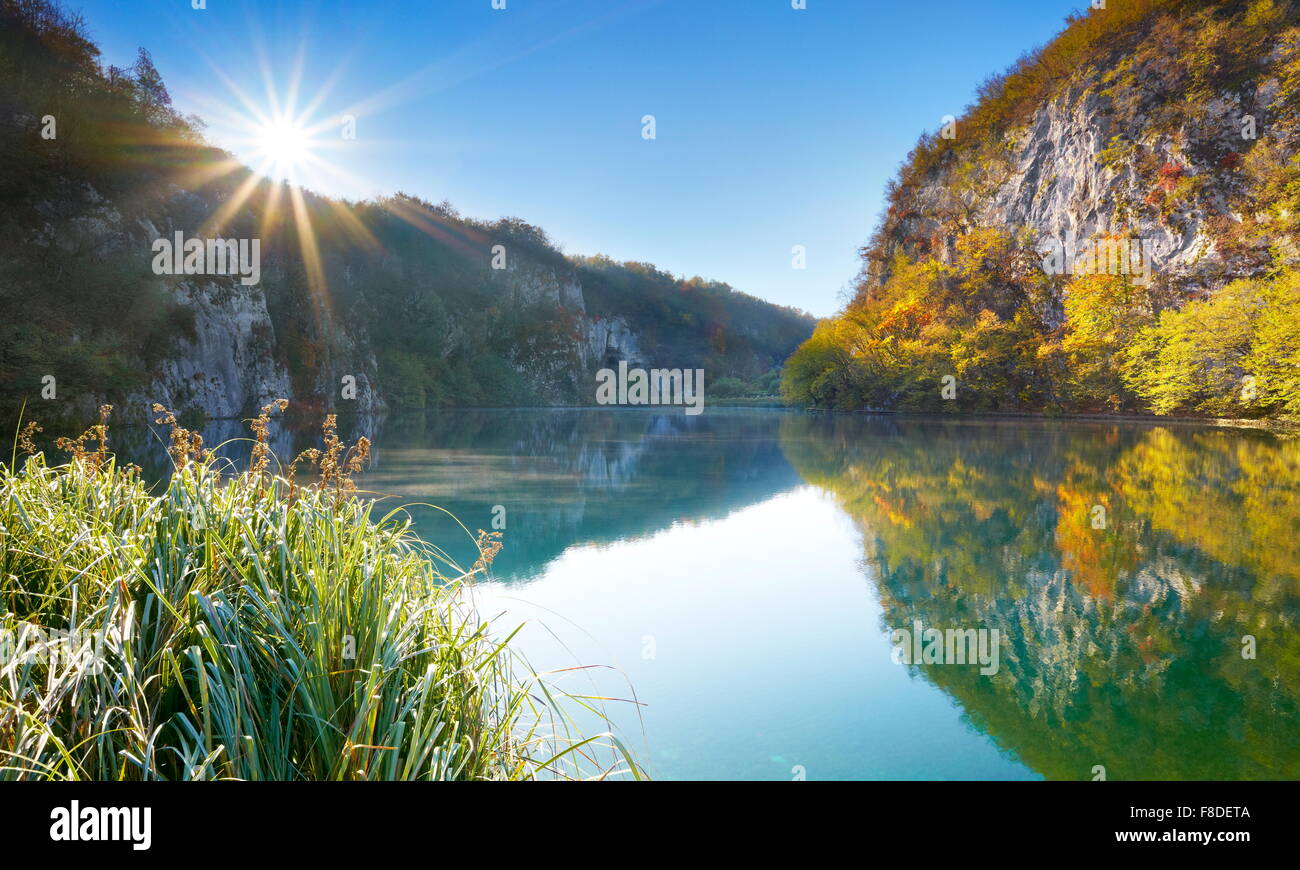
250;116;315;182
164;38;491;316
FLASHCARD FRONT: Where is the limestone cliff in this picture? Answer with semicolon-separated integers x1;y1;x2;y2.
786;0;1300;416
869;0;1298;303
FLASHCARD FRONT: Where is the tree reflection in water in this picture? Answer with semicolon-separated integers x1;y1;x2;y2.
781;414;1300;780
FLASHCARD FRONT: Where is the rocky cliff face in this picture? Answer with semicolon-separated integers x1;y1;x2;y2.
2;158;657;421
127;278;294;421
888;88;1285;309
583;314;643;369
869;0;1298;305
486;255;637;404
980;77;1280;290
5;171;386;423
786;1;1299;416
135;237;666;418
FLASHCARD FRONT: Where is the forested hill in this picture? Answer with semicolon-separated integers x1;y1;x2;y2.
0;0;813;423
784;0;1300;420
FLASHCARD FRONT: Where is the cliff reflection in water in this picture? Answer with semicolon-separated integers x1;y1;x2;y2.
357;408;805;579
781;414;1300;780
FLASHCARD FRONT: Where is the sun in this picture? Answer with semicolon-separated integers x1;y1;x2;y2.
252;117;315;181
183;53;392;303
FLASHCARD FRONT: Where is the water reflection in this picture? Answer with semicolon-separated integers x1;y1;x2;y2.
781;414;1300;780
357;409;805;579
104;407;1300;778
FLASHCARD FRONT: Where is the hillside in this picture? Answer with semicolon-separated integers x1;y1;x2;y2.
783;0;1300;419
0;0;813;424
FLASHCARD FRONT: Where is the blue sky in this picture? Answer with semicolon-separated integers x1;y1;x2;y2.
79;0;1088;317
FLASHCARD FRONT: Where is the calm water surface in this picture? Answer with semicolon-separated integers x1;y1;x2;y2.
343;408;1300;781
127;407;1300;780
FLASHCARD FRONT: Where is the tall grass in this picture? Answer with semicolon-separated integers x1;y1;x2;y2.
0;405;641;780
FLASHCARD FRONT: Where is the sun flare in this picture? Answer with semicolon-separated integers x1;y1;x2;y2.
252;117;314;180
182;53;393;303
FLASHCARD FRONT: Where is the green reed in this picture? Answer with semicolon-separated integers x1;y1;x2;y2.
0;404;641;780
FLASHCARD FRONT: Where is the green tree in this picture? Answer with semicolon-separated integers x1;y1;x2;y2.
1123;279;1261;415
1060;274;1151;410
1246;268;1300;416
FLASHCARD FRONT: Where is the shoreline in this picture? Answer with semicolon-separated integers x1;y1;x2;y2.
804;406;1300;433
11;403;1297;434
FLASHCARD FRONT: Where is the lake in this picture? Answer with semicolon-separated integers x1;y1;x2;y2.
341;408;1300;781
117;407;1300;780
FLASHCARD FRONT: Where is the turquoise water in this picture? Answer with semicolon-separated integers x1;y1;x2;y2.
349;408;1300;781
